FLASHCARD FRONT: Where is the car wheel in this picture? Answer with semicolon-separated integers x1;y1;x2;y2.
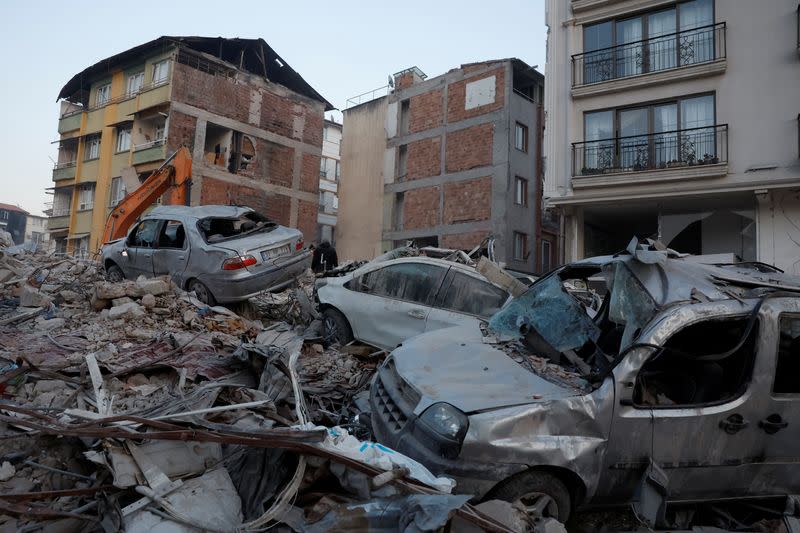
322;308;353;346
489;470;572;523
188;279;216;306
106;264;124;283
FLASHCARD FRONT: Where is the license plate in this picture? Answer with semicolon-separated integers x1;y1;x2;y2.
262;244;291;260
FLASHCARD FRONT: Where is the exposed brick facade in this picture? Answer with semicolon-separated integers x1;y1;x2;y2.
394;72;415;90
403;186;440;230
200;177;291;226
260;90;295;139
441;230;490;250
409;89;444;133
300;153;321;193
166;110;197;153
258;140;294;187
297;200;318;242
172;63;251;123
443;177;492;224
445;123;494;173
446;67;505;123
406;137;441;180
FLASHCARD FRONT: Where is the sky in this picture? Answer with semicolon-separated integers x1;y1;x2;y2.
0;0;546;216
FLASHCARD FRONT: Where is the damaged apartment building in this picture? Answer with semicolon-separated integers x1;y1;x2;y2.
337;60;554;274
544;0;800;273
49;36;332;256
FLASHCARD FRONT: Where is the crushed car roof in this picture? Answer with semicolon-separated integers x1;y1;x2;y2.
146;205;254;220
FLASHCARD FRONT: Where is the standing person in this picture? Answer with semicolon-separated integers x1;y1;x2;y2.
312;241;338;273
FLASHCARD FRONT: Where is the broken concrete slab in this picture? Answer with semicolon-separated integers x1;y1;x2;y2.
94;282;128;300
108;302;145;320
0;462;15;482
111;296;134;307
19;284;52;308
129;277;170;298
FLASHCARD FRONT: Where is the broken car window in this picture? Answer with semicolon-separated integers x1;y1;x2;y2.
488;273;601;353
157;220;185;249
773;315;800;394
198;211;276;243
438;271;508;318
355;263;447;306
127;219;160;248
634;317;758;407
603;262;658;350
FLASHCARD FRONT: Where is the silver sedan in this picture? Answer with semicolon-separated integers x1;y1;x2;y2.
101;205;310;305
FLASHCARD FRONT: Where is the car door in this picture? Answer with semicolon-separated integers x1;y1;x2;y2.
752;299;800;495
341;261;448;350
123;219;160;278
152;219;190;282
425;269;510;334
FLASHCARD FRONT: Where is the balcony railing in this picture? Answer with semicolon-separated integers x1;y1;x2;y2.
572;22;726;87
572;124;728;176
132;139;166;165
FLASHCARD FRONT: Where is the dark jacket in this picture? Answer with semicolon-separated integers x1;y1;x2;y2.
312;241;338;273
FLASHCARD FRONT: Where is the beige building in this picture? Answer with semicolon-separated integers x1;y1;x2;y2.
544;0;800;273
317;119;341;244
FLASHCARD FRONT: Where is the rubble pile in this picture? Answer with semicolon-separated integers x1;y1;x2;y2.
0;248;517;532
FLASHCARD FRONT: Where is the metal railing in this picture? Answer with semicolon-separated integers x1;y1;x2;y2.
572;124;728;176
53;160;77;169
133;138;166;151
572;22;726;87
345;85;390;109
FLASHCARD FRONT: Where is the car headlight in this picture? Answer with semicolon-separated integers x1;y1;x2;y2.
419;403;468;441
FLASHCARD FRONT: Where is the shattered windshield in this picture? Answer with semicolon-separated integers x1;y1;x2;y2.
197;211;276;243
488;273;600;352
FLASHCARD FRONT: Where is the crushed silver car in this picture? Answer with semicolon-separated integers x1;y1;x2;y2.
369;239;800;522
101;205;310;305
315;256;512;351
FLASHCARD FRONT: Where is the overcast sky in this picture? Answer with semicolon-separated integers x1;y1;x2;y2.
0;0;546;216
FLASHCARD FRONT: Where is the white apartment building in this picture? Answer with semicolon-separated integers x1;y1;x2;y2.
318;119;341;244
25;214;50;250
544;0;800;273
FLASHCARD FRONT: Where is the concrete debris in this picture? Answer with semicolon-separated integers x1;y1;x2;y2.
0;248;513;533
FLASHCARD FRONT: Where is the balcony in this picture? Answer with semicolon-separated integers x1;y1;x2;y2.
47;215;70;231
58;110;83;134
52;161;77;181
572;124;728;184
572;22;726;96
132;140;166;165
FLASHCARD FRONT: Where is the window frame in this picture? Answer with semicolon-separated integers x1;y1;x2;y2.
116;127;132;153
84;135;101;161
152;60;169;84
156;220;187;250
541;239;552;273
514;122;529;153
773;313;800;396
348;261;448;307
77;183;95;211
126;71;144;96
126;219;160;248
514;176;528;206
513;231;528;261
434;268;510;319
109;177;126;207
95;83;111;107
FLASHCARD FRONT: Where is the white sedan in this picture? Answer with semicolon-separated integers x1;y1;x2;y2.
315;257;511;351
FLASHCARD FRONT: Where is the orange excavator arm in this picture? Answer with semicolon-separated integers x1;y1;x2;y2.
103;146;193;243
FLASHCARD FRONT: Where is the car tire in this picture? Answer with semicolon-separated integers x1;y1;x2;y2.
489;470;572;523
188;279;216;306
106;264;124;283
322;308;353;346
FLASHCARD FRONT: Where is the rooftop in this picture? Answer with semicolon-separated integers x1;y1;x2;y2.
0;203;29;215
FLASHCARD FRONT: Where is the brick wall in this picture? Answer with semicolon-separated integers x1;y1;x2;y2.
409;89;444;133
394;72;415;90
300;153;321;193
259;90;295;139
441;230;490;251
166;110;197;152
443;177;491;224
297;200;318;242
446;67;505;123
200;176;291;225
302;107;323;146
403;186;440;230
445;124;494;173
406;136;441;180
172;63;250;123
258;140;294;187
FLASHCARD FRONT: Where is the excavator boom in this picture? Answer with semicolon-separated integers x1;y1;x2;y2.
103;147;193;243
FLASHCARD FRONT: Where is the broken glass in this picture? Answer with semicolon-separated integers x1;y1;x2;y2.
604;262;658;349
488;274;600;352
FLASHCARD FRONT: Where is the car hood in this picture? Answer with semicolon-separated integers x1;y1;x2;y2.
391;325;580;415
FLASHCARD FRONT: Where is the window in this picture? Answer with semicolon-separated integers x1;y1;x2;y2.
582;93;716;172
95;84;111;106
513;232;528;261
581;0;714;84
155;124;165;142
127;219;160;248
335;160;341;181
152;60;169;83
399;100;410;135
157;220;186;249
110;177;126;206
127;72;144;95
54;238;67;255
78;184;95;211
116;127;131;152
437;270;508;318
774;315;800;394
85;136;101;160
320;157;328;177
634;317;758;407
541;240;552;273
351;263;447;306
52;191;71;216
397;145;408;179
514;122;528;152
514;176;528;206
74;236;89;259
